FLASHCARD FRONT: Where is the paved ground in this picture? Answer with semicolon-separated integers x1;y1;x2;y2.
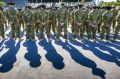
0;28;120;79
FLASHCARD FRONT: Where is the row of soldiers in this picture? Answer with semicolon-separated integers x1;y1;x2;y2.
0;2;120;42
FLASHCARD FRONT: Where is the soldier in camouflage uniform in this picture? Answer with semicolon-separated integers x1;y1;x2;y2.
111;6;118;32
72;4;85;40
0;7;6;40
71;5;78;40
56;3;68;42
39;4;47;41
34;5;42;36
23;6;35;41
113;10;120;40
100;6;113;41
83;6;90;39
97;6;103;34
17;8;25;31
88;6;101;40
6;1;21;40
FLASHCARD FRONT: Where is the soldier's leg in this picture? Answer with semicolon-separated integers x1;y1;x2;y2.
11;24;15;39
114;25;120;40
87;25;92;40
52;22;56;34
26;25;30;40
106;27;111;40
16;26;21;39
100;25;106;40
92;27;96;40
1;25;5;39
46;25;51;41
97;23;101;34
56;25;61;41
40;25;44;40
80;25;84;39
64;24;68;42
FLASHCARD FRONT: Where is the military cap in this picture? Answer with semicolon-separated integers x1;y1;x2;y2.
7;1;15;5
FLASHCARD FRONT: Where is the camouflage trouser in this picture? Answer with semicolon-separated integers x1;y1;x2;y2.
0;24;5;38
49;21;56;33
112;20;116;32
35;23;40;34
97;23;102;34
63;25;67;39
46;22;51;39
114;25;120;39
39;25;45;39
26;24;35;39
78;24;84;39
72;22;78;39
101;24;111;40
11;24;21;38
83;21;88;33
87;25;97;39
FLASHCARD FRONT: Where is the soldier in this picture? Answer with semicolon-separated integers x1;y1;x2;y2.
46;7;53;42
23;5;35;41
17;8;25;31
111;6;118;32
6;1;20;40
113;9;120;41
101;6;113;41
83;6;90;39
39;4;47;41
0;7;6;40
97;6;103;34
34;5;42;36
88;6;101;41
56;3;68;42
71;5;78;40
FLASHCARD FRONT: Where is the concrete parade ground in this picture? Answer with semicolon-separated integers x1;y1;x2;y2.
0;27;120;79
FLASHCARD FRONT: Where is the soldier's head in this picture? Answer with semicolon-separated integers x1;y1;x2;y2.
0;7;3;10
18;8;22;12
61;2;65;7
7;1;15;7
106;6;112;10
41;4;46;10
92;6;97;10
77;4;83;9
25;5;32;10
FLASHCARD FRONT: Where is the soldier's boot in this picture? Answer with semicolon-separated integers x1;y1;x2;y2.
106;35;110;42
64;34;68;42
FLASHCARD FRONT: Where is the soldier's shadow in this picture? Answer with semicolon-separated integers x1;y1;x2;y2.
0;39;20;73
55;41;106;79
38;40;65;70
71;39;120;67
23;40;41;68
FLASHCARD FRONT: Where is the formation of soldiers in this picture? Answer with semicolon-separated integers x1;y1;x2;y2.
0;1;120;42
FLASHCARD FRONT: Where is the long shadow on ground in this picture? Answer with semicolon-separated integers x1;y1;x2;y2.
23;40;41;68
55;41;106;79
38;40;65;70
0;39;20;72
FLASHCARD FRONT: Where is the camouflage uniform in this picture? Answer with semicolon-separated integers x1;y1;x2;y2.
39;7;47;40
46;8;56;41
0;8;6;39
6;6;20;39
114;10;120;40
101;7;113;40
23;6;35;40
89;7;101;40
72;6;85;39
57;5;68;41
